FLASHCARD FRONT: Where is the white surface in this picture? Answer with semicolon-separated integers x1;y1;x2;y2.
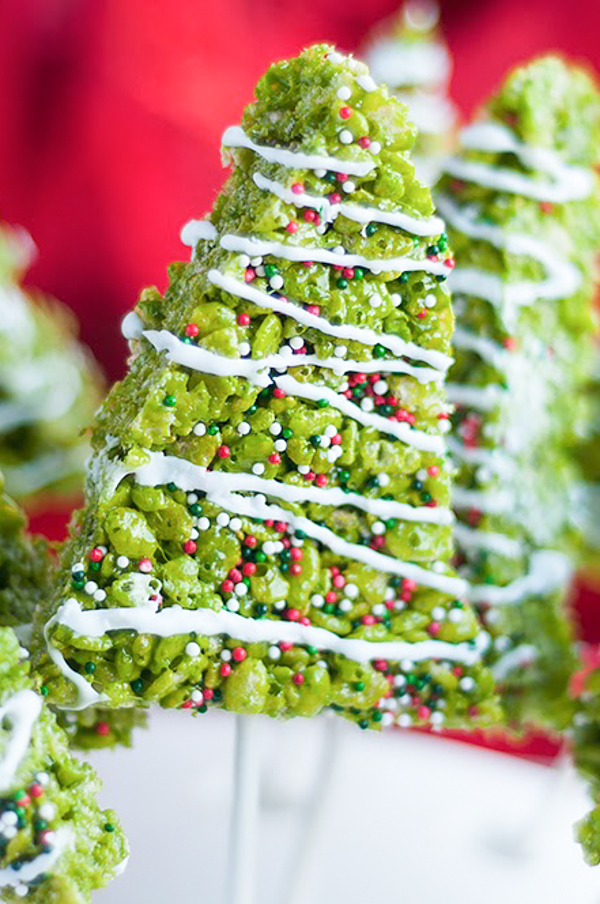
88;710;599;904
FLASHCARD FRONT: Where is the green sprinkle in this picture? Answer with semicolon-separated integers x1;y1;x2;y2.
373;344;386;358
372;710;383;723
399;272;410;283
317;399;329;408
208;424;219;436
264;263;278;278
353;267;364;280
40;686;49;697
354;681;366;691
163;394;177;407
282;428;293;439
336;278;348;289
84;662;96;674
104;824;115;833
365;223;377;237
131;679;144;695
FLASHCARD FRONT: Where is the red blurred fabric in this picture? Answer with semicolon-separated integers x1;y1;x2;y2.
0;1;599;760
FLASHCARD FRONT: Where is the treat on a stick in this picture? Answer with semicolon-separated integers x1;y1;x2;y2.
435;56;600;729
0;469;146;750
0;222;102;504
0;627;127;901
34;45;500;733
363;0;458;184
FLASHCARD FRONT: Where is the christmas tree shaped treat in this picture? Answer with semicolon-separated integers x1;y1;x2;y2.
0;221;102;503
0;469;146;751
435;56;600;728
0;628;127;901
34;45;500;733
363;0;458;184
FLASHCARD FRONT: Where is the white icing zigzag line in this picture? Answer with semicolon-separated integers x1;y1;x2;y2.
468;550;572;606
437;193;582;322
452;326;508;372
52;598;488;702
252;172;445;236
452;486;512;514
219;233;449;277
272;373;444;453
446;382;505;411
130;451;453;528
454;523;523;558
207;270;452;370
222;125;376;178
43;614;107;711
203;488;461;593
490;644;537;680
143;328;445;386
443;122;593;203
0;689;42;792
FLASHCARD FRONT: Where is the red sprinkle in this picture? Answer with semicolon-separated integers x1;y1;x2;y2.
299;616;311;626
242;563;256;576
221;579;234;593
306;305;321;316
339;106;353;119
428;622;441;637
279;641;293;652
96;722;111;737
220;663;232;677
332;574;345;588
229;568;242;582
185;323;200;337
217;445;231;458
417;705;431;721
29;783;44;799
325;591;337;604
361;615;376;626
203;688;214;701
286;221;299;234
314;474;329;487
232;647;247;662
286;608;301;621
245;535;257;548
292;673;305;685
275;521;287;532
290;563;302;576
417;310;428;319
428;465;440;477
290;548;303;561
358;136;371;148
374;659;388;672
89;547;104;562
183;540;198;555
329;192;342;204
269;453;281;464
304;210;317;222
244;267;256;283
273;388;286;399
291;182;305;194
237;313;251;326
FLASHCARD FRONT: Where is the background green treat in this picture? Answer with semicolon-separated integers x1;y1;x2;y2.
435;56;600;730
0;222;102;505
34;45;500;734
363;0;457;184
0;628;127;902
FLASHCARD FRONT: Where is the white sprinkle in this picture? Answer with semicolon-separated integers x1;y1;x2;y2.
274;600;286;611
337;86;352;101
424;293;437;308
391;293;402;307
320;435;331;449
372;604;386;617
216;513;230;527
117;556;129;569
298;465;310;475
459;676;475;692
378;473;390;487
226;599;240;612
187;493;199;504
84;581;98;595
268;645;282;660
272;541;284;553
193;422;207;436
384;587;395;600
221;649;232;661
398;714;412;728
369;293;382;308
274;439;287;452
449;608;465;623
360;397;375;412
191;690;204;703
269;422;282;435
71;563;84;574
431;606;446;621
373;379;388;395
250;256;263;267
190;529;199;540
324;425;337;437
369;141;382;154
311;594;325;608
289;336;305;350
339;129;354;145
239;341;251;357
230;518;242;532
94;589;107;602
416;469;427;481
371;521;386;536
2;812;17;826
344;583;359;599
238;254;251;268
328;447;343;462
252;463;265;476
270;275;284;291
315;168;327;178
394;599;406;611
339;599;352;612
393;674;406;688
186;641;201;657
197;517;211;531
36;772;50;786
439;419;451;434
431;711;445;727
381;712;394;728
400;659;413;672
237;422;251;435
334;345;347;358
342;180;356;193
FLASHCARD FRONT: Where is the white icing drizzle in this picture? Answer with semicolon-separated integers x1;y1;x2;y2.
446;382;505;411
222;125;376;178
121;311;144;341
51;598;488;699
180;219;217;247
468;550;572;606
0;828;69;889
252;172;445;236
219;233;449;277
437;192;582;325
207;270;452;370
490;644;537;681
272;373;444;453
124;450;453;530
452;326;508;371
445;437;512;476
454;523;523;558
43;614;108;711
0;689;42;792
142;328;445;385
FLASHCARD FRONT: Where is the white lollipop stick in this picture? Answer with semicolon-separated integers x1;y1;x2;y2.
226;716;262;904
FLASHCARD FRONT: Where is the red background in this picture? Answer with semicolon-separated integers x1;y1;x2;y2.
0;0;599;758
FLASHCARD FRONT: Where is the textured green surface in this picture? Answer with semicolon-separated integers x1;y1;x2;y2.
34;45;499;732
0;628;127;902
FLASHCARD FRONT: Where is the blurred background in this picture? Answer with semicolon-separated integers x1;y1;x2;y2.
2;3;600;899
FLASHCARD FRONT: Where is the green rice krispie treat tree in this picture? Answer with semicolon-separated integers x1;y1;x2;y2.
0;627;127;901
363;0;458;184
33;45;500;734
0;222;102;504
435;56;600;729
0;470;145;752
